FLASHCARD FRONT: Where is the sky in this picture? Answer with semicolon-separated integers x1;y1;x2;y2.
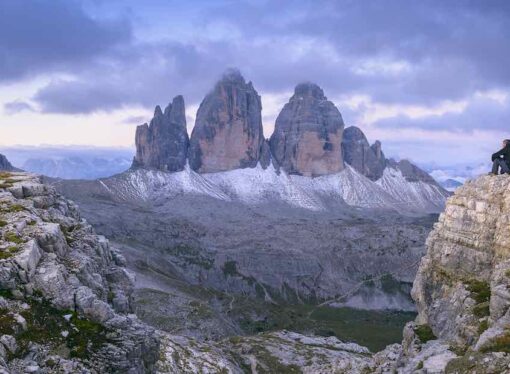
1;0;509;178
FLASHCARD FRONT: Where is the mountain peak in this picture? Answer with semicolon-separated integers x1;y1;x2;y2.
293;82;326;100
219;68;246;84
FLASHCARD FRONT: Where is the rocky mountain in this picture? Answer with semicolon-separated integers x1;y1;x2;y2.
440;178;463;192
0;171;411;373
369;174;510;372
0;154;18;172
188;69;264;173
132;95;188;172
342;126;386;181
270;82;345;177
0;171;159;372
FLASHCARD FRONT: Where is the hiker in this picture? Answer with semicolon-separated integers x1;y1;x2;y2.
491;139;510;175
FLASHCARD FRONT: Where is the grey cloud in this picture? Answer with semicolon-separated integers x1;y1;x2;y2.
373;95;510;133
3;100;34;114
4;0;510;127
0;0;131;82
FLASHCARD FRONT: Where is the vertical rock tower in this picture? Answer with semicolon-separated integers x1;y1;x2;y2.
269;83;345;177
132;95;189;172
188;69;264;173
342;126;386;181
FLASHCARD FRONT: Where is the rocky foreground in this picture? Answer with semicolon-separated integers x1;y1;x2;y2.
0;171;386;373
2;169;509;373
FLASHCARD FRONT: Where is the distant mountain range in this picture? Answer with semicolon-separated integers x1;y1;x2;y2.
0;146;133;179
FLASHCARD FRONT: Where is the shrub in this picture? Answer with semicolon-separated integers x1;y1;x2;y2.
414;324;436;343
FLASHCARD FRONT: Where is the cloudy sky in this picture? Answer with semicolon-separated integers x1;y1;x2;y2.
1;0;509;176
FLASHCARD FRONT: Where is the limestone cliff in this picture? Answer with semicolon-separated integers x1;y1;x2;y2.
270;83;345;177
188;69;264;173
0;171;159;373
374;174;510;373
132;95;188;172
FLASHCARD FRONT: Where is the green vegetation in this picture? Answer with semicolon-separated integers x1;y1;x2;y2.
231;296;415;352
0;172;12;179
14;298;110;359
249;344;302;374
0;288;13;298
478;320;489;335
4;231;24;244
0;220;7;227
0;309;16;335
465;279;490;304
223;260;239;277
0;246;20;260
480;331;510;353
60;224;80;245
27;220;37;226
414;324;436;343
0;204;26;214
165;244;214;269
380;273;404;294
473;302;490;318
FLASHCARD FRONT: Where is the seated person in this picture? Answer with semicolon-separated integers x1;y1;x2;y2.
491;139;510;175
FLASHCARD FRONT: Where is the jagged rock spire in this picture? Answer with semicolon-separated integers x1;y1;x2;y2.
132;95;189;172
342;126;386;181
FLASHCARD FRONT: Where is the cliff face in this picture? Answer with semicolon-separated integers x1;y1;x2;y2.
374;174;510;373
342;126;386;181
0;154;18;172
0;171;159;372
132;95;188;172
270;83;345;177
188;69;264;173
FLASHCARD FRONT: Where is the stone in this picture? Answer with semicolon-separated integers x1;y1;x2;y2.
269;82;345;176
0;335;16;354
188;69;264;173
132;95;189;172
342;126;386;180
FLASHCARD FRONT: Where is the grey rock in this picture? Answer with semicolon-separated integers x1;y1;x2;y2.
386;158;438;185
188;69;264;173
270;82;345;176
0;154;19;172
132;95;189;172
0;335;16;355
342;126;386;180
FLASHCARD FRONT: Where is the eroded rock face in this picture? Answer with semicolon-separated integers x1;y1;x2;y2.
133;95;188;172
270;83;345;177
342;126;386;181
188;69;264;173
0;154;18;171
0;171;159;373
373;174;510;372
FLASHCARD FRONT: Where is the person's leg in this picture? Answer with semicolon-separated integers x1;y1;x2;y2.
492;159;502;174
500;160;510;174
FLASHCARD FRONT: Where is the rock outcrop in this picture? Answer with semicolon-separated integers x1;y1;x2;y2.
270;83;345;177
342;126;386;181
0;154;18;172
0;171;159;372
374;174;510;373
188;69;264;173
132;95;188;172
